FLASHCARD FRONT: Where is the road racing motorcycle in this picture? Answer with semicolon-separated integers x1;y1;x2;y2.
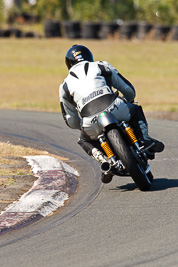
96;111;154;191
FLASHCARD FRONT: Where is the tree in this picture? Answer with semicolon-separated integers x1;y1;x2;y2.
0;0;7;25
70;0;136;21
135;0;178;25
3;0;178;25
110;0;136;21
0;0;3;25
34;0;69;20
31;0;137;21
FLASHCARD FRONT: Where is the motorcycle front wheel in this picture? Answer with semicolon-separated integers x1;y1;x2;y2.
107;128;151;191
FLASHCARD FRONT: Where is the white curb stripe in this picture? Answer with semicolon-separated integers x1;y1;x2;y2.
24;155;79;175
4;190;69;217
0;155;78;233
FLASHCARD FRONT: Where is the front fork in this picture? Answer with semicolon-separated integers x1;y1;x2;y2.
120;122;140;150
120;122;150;173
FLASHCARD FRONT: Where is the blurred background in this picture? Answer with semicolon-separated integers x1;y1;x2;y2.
1;0;178;40
0;0;178;114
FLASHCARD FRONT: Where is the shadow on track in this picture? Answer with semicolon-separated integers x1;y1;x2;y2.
111;178;178;192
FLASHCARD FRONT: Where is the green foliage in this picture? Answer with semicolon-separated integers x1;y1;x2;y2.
72;0;105;21
0;0;4;25
34;0;68;20
34;0;178;25
109;0;136;21
19;0;137;21
2;0;178;25
72;0;136;21
135;0;178;25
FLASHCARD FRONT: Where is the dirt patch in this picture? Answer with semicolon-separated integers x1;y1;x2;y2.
0;157;36;212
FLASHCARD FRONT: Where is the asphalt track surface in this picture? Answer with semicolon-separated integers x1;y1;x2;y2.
0;110;178;267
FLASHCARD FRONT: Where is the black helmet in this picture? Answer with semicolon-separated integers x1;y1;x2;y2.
65;44;94;70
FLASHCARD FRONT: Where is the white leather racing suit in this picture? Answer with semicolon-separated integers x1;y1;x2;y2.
59;60;135;140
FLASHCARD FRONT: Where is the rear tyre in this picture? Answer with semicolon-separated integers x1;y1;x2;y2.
107;129;151;191
147;171;154;182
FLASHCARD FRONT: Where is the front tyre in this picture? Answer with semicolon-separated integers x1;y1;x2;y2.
107;128;151;191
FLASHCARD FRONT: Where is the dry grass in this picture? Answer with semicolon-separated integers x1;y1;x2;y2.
0;141;67;160
0;141;68;186
0;39;178;112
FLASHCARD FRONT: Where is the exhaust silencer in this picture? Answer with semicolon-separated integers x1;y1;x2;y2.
101;161;111;174
100;161;113;183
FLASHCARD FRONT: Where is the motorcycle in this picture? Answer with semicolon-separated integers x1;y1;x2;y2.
96;110;153;191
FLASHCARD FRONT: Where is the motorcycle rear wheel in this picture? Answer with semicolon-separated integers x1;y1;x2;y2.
147;171;154;182
107;128;151;191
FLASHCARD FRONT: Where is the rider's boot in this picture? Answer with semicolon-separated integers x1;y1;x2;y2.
130;106;164;153
138;121;164;153
91;148;113;184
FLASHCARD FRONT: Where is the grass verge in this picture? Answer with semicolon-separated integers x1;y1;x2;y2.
0;141;67;188
0;39;177;112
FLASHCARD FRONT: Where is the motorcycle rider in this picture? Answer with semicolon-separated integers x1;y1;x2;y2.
59;44;164;183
